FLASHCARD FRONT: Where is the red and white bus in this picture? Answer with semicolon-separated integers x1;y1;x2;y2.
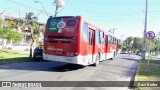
43;16;118;66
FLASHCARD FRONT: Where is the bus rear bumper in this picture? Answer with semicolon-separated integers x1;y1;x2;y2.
43;53;89;66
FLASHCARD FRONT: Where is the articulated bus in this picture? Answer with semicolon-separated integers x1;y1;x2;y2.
43;16;118;66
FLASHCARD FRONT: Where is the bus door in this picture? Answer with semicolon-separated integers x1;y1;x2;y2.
105;35;108;59
88;29;95;62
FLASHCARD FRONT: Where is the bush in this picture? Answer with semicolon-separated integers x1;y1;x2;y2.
38;40;43;45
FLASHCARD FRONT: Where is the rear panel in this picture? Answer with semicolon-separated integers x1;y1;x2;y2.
44;16;80;57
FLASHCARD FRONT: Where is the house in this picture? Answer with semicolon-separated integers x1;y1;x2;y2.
0;15;45;46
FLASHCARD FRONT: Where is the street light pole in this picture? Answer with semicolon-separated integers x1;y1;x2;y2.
53;0;65;17
142;0;148;60
54;6;58;17
35;1;49;17
120;35;125;47
0;12;5;30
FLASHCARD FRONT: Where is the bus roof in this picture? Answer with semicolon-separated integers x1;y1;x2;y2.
49;16;80;19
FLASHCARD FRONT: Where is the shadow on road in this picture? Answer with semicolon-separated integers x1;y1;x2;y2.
0;61;85;72
50;64;85;72
121;58;139;62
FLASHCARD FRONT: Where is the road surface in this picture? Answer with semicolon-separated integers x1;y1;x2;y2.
0;54;140;90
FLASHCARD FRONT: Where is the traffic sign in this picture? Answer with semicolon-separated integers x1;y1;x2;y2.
146;31;155;40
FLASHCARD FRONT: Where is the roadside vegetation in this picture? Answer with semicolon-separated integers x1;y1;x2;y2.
0;12;45;58
0;50;31;63
119;36;160;56
134;56;160;90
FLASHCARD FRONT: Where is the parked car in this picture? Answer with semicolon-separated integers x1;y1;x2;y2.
5;43;30;51
138;52;142;56
136;51;142;56
117;49;122;54
120;50;128;54
33;45;43;60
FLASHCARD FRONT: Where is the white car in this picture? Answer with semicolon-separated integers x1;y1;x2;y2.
117;49;122;54
6;43;30;51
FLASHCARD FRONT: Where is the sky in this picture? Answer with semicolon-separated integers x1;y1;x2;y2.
0;0;160;39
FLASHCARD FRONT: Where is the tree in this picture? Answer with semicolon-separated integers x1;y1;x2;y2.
124;36;133;48
132;37;143;51
0;19;23;49
22;12;38;57
20;12;38;42
118;43;122;49
0;27;23;42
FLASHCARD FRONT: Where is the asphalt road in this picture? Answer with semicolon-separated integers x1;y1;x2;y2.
0;54;140;90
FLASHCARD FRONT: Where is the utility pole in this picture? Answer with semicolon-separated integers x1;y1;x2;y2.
108;28;116;35
0;11;5;30
54;0;65;17
120;35;125;47
142;0;148;60
54;6;58;17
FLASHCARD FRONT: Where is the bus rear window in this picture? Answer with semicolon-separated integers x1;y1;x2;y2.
67;20;76;26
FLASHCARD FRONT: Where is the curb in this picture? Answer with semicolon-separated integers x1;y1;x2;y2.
129;57;141;88
132;58;141;87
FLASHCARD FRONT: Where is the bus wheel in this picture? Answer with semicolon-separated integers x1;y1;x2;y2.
111;53;115;60
94;54;100;66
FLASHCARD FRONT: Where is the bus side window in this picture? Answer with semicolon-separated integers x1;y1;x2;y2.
89;29;92;45
101;32;105;44
83;23;88;42
98;31;104;44
108;36;112;45
96;29;99;44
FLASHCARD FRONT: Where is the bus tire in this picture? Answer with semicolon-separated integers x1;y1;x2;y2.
111;57;114;60
94;54;100;66
111;52;116;60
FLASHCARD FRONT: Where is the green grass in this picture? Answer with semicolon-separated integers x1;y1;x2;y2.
0;50;31;63
134;57;160;90
139;62;160;76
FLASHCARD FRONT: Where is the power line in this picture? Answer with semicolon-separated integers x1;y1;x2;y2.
6;0;52;16
70;5;160;16
89;18;143;22
74;1;160;5
70;5;140;15
7;0;43;12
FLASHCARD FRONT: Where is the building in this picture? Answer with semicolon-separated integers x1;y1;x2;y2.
0;15;45;46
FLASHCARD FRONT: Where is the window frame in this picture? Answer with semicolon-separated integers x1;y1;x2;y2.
82;23;89;42
67;20;76;26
